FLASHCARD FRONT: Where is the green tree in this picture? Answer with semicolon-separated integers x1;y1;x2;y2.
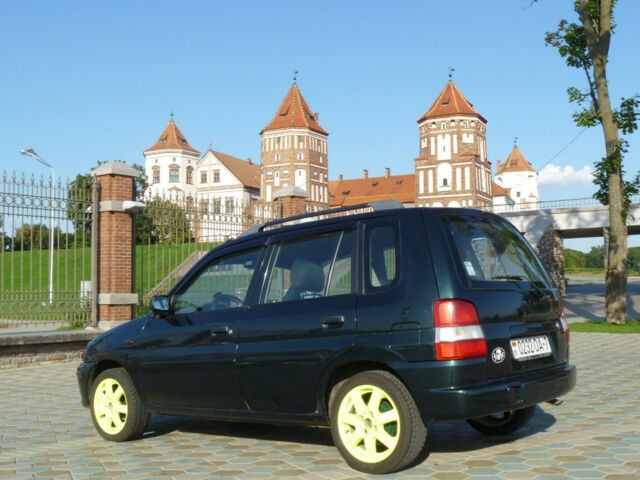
14;224;61;251
565;248;587;269
545;0;640;324
143;197;194;244
628;246;640;274
585;245;605;269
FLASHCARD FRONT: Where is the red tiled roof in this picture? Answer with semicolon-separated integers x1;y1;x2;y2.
492;181;511;197
329;173;415;207
262;83;328;135
211;150;260;189
417;80;486;123
495;146;536;174
144;120;200;154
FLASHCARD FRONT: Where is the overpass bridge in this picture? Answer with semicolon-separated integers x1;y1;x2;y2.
489;196;640;295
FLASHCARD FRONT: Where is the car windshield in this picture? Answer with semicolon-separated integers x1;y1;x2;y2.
443;214;552;289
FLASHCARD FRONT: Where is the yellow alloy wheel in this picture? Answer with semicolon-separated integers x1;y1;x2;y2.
336;384;401;464
92;378;129;435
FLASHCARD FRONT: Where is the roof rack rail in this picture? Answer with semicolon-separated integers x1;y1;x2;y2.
239;199;405;238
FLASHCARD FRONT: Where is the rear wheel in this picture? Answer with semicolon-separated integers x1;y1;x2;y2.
467;405;536;435
329;370;426;474
90;367;149;441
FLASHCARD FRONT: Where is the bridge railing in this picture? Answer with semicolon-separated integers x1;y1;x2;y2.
482;194;640;214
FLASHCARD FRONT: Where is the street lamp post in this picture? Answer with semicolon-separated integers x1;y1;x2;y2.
20;147;55;306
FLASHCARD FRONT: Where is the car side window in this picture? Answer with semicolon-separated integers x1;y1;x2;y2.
367;224;398;290
263;230;354;303
173;248;263;315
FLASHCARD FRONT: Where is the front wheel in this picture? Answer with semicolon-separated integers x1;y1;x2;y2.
466;405;536;435
329;370;426;474
90;367;149;441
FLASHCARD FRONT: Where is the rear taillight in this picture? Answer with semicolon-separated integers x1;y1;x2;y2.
434;299;487;360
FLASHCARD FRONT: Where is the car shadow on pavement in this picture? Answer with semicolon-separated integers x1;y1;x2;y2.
144;415;335;446
142;405;557;454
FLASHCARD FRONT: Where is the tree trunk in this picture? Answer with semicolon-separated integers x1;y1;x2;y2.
577;0;627;324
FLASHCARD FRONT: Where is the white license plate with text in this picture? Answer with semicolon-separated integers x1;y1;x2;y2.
510;335;552;361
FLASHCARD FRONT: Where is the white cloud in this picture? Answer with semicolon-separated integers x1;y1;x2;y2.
538;164;593;187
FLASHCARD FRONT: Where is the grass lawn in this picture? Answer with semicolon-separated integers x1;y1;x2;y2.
565;268;605;277
1;242;220;321
571;319;640;333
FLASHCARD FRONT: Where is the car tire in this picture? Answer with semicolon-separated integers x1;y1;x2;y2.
90;367;149;441
329;370;426;474
466;405;536;435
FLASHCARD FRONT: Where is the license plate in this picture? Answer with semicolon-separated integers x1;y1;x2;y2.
510;335;552;361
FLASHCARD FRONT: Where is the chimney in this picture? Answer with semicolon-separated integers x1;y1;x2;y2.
496;160;501;170
385;167;390;179
246;157;252;164
338;174;343;182
314;112;319;121
363;169;368;180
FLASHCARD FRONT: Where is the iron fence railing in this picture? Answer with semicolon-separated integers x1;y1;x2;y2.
0;171;94;328
135;190;278;316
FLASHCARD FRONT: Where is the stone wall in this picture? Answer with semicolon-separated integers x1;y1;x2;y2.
536;224;566;296
0;331;99;369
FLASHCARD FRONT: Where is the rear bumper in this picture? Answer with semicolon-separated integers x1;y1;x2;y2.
397;362;576;422
77;362;97;407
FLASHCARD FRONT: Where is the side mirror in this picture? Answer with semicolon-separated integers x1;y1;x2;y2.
150;295;171;316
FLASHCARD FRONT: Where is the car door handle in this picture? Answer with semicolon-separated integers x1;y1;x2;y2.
322;315;345;329
210;326;232;337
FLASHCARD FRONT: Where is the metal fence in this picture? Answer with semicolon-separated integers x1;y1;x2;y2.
0;171;95;328
484;194;640;214
135;190;279;315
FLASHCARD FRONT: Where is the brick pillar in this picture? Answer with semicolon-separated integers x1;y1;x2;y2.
91;162;140;326
274;185;310;217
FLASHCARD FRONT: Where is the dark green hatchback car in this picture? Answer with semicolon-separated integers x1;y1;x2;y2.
77;201;576;474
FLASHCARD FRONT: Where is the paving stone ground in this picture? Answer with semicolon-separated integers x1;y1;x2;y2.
1;332;639;479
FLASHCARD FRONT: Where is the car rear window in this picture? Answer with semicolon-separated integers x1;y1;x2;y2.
443;214;552;289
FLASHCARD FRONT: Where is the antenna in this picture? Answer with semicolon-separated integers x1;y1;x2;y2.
448;67;455;79
293;70;299;83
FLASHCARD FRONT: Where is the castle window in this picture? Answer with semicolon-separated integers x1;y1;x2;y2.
443;178;448;187
297;152;304;160
319;156;323;164
200;171;207;184
169;167;179;183
441;122;446;130
213;197;221;213
275;153;280;162
213;170;220;183
186;167;194;185
152;168;160;184
199;199;208;214
225;197;234;213
516;191;521;198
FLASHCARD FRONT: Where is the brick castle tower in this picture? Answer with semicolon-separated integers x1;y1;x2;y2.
414;80;492;208
260;82;329;211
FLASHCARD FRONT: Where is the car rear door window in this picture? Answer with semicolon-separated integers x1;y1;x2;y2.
262;230;355;303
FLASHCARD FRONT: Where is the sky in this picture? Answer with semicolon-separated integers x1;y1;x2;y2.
1;0;638;251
